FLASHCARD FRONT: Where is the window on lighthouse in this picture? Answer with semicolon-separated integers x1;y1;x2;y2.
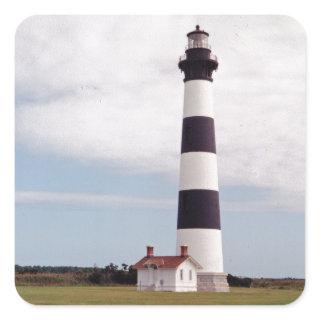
189;270;192;281
188;33;209;49
180;269;184;281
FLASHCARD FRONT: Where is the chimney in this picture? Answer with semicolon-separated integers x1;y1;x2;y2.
146;245;154;257
180;245;188;257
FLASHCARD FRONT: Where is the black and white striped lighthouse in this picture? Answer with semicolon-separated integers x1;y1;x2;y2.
176;25;229;292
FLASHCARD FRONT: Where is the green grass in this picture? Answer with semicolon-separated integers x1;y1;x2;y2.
16;286;303;305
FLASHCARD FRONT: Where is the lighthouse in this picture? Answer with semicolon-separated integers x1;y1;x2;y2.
176;25;229;292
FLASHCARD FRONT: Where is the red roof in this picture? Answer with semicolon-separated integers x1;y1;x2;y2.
132;255;202;269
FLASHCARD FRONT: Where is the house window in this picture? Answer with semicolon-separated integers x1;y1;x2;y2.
189;270;192;281
180;269;183;280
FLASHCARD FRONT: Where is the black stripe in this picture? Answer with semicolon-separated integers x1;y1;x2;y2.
177;190;221;229
181;116;216;154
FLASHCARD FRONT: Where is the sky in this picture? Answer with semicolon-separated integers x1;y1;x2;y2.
15;15;305;278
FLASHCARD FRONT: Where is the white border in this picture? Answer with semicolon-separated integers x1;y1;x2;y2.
0;1;319;319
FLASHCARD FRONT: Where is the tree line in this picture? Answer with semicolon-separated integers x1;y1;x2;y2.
15;263;137;285
16;264;254;287
15;264;304;289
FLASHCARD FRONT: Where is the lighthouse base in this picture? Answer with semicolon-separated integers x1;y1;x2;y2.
197;272;230;292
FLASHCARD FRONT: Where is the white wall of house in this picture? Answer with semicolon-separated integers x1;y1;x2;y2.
136;259;198;292
175;259;197;292
137;268;176;291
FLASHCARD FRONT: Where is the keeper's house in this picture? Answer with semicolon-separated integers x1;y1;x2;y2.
132;245;202;292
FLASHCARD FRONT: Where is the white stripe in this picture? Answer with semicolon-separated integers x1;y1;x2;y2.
179;152;219;191
176;229;224;273
183;80;214;118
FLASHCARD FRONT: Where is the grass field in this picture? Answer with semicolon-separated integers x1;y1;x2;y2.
16;286;303;305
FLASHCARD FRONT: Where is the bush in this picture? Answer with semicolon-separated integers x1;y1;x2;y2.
227;274;252;287
88;270;103;284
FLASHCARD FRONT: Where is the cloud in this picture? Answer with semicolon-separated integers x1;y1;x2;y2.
15;191;176;210
16;189;302;213
16;87;181;173
15;16;306;202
